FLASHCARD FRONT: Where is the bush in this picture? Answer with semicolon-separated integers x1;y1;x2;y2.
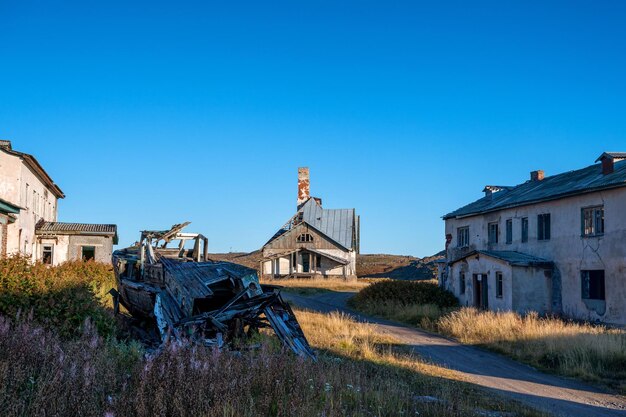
350;280;458;309
0;256;117;338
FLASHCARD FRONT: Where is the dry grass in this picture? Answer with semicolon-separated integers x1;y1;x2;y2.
261;277;373;295
438;308;626;392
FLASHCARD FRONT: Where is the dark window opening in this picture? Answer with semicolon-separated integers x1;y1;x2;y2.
457;227;469;247
582;206;604;237
316;254;322;271
496;272;503;298
488;222;499;244
581;270;605;300
81;246;96;261
42;245;53;265
505;219;513;244
302;253;310;273
297;233;314;243
538;213;551;241
521;217;529;243
459;272;465;294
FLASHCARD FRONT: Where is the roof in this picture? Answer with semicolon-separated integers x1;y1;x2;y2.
444;157;626;220
450;250;553;268
265;198;356;250
0;141;65;199
36;221;118;243
596;152;626;162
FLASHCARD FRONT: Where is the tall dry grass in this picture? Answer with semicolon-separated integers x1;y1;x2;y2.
261;277;372;295
438;308;626;391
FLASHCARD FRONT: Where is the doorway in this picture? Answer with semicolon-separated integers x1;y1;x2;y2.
473;274;488;309
302;253;310;273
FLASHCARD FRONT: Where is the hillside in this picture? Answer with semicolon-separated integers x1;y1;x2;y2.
209;251;445;280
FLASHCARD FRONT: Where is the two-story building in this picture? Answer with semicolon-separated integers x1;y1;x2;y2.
0;140;117;264
440;152;626;325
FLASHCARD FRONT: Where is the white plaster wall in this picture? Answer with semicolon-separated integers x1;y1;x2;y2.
445;187;626;324
38;236;70;265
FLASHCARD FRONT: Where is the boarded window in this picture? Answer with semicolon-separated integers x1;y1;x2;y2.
296;233;314;243
581;270;605;300
82;246;96;261
42;245;53;265
496;272;503;298
505;219;513;244
457;227;469;247
459;272;465;294
521;217;528;243
488;222;499;244
537;213;551;240
582;206;604;237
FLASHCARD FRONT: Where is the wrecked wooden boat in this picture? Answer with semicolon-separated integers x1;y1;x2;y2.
111;222;315;359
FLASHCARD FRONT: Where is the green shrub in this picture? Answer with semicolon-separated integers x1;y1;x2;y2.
349;280;458;309
0;256;117;338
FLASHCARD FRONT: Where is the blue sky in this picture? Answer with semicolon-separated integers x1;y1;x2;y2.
1;1;625;256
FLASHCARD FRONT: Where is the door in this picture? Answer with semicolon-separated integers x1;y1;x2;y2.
473;274;488;309
302;253;310;273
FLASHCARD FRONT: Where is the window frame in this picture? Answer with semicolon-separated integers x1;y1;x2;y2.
581;270;605;300
581;206;604;237
537;213;551;241
488;222;499;244
459;272;466;295
457;226;470;248
42;245;54;265
505;219;513;244
81;246;96;261
521;217;529;243
496;272;503;298
296;233;314;243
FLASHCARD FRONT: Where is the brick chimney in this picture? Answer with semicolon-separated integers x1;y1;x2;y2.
297;167;310;210
595;152;626;175
0;140;12;150
530;170;544;182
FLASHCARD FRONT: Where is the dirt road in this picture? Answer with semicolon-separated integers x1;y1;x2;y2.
284;291;626;417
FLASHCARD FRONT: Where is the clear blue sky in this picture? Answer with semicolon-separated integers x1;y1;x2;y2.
1;1;625;257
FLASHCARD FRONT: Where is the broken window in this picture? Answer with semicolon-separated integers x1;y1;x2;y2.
459;272;465;294
505;219;513;244
537;213;551;241
457;226;469;248
581;270;605;300
296;233;314;243
81;246;96;261
42;245;53;265
496;272;503;298
582;206;604;237
521;217;528;243
488;222;499;244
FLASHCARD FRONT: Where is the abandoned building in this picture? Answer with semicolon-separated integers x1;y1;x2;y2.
0;140;117;263
439;152;626;325
261;167;360;279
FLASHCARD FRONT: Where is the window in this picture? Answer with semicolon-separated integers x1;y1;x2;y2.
488;222;499;244
496;272;503;298
296;233;314;243
581;270;605;300
459;272;466;294
582;206;604;237
81;246;96;261
457;227;469;247
505;219;513;244
42;245;53;265
521;217;529;243
316;255;322;270
537;213;551;240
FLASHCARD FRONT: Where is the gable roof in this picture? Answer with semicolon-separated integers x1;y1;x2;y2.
0;141;65;199
450;250;553;268
265;198;356;250
36;221;118;243
444;158;626;220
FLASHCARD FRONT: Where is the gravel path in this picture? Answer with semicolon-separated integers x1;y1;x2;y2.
284;291;626;417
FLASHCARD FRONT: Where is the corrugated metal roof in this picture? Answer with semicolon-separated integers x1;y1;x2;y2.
300;199;355;249
444;159;626;219
36;221;117;235
450;250;552;267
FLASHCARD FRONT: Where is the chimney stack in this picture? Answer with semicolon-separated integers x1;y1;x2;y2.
530;170;545;182
297;167;310;209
